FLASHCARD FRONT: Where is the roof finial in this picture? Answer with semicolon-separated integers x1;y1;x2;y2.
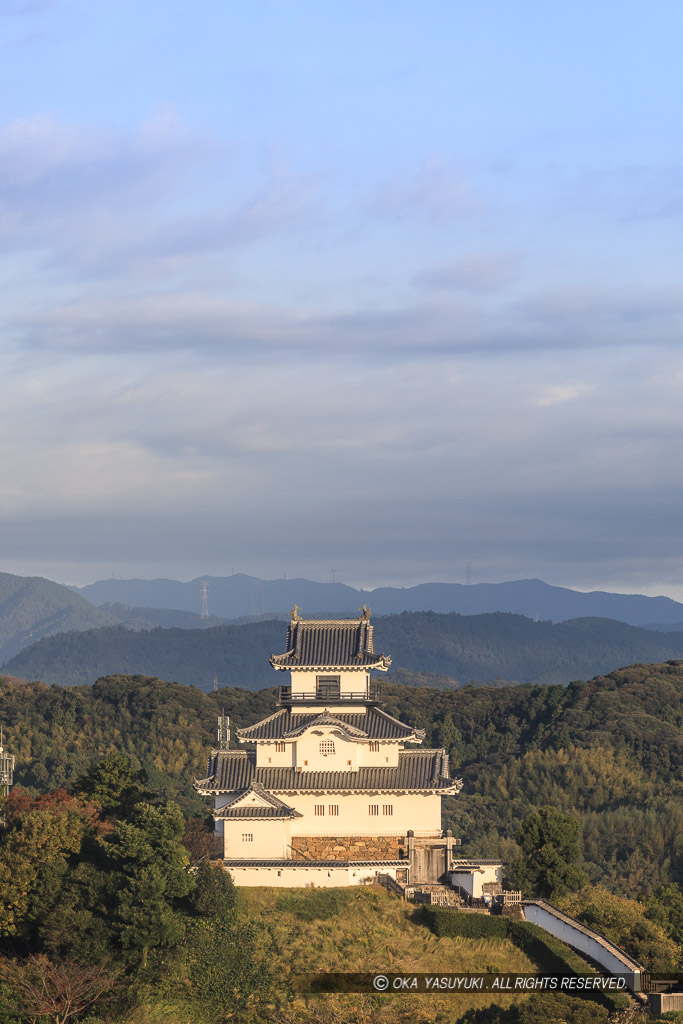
290;604;301;621
360;604;371;620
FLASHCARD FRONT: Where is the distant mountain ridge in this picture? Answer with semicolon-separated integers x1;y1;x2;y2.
76;573;683;627
6;610;683;690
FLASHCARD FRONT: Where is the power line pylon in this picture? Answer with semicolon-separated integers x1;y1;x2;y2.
0;727;15;826
200;580;209;619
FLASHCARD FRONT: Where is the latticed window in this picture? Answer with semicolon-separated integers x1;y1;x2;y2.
368;804;379;816
242;834;253;842
369;741;380;752
275;742;285;753
329;805;339;816
383;804;393;816
319;739;335;756
314;804;325;816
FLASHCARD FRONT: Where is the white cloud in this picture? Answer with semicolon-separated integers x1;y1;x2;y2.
536;382;590;407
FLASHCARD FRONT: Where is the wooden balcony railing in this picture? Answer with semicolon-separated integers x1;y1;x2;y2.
277;684;382;704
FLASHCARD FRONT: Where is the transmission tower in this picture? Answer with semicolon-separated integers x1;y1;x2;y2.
0;727;15;826
200;580;209;619
213;673;218;692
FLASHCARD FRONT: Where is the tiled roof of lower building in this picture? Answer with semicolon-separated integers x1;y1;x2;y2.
451;859;503;868
214;805;302;819
236;706;423;741
218;859;407;867
214;782;303;819
195;748;461;794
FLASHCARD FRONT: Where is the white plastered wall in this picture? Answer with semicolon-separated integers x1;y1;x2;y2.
289;669;370;697
286;791;441;835
224;863;400;887
450;864;502;898
223;817;292;859
256;729;402;770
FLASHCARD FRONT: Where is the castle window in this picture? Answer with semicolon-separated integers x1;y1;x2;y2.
316;675;340;699
314;804;325;816
242;834;253;842
275;742;285;753
368;804;379;816
369;741;379;752
329;805;339;816
383;804;393;816
319;739;335;756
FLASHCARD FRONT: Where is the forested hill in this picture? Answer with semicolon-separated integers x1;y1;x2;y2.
0;660;681;895
0;571;119;663
6;609;683;689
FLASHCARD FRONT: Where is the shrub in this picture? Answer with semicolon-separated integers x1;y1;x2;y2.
423;907;508;939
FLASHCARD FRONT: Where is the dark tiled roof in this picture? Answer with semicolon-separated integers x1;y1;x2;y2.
219;859;406;867
196;749;461;794
215;782;302;819
214;805;301;819
269;614;391;670
195;750;255;792
236;706;422;742
216;806;286;819
451;860;504;869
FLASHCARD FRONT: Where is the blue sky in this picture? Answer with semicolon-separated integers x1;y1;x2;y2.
2;1;683;596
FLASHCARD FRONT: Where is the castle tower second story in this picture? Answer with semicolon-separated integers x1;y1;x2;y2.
270;605;391;707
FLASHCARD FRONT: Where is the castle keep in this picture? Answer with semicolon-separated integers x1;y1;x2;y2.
195;607;462;886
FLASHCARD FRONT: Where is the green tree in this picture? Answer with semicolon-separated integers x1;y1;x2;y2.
191;860;236;918
73;753;147;817
645;883;683;948
512;807;586;899
102;801;193;966
558;886;681;971
184;866;269;1023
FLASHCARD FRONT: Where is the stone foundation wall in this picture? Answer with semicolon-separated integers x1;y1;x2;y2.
291;835;407;861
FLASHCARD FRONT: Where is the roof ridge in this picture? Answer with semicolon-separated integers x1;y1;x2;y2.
237;708;286;736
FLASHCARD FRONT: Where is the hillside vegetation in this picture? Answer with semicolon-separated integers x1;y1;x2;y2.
6;610;683;688
1;661;681;896
0;572;119;663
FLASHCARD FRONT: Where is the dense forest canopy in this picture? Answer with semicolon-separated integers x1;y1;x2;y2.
1;660;681;896
6;610;683;689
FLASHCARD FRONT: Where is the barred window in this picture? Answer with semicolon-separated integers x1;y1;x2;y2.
329;805;339;816
314;804;325;816
275;742;285;753
319;739;335;756
242;834;253;842
383;804;393;816
369;741;380;752
368;804;379;816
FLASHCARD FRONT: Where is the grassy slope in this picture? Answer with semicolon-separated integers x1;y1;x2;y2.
122;888;536;1024
249;888;534;1023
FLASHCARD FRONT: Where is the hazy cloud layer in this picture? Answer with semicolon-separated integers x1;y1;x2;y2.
1;2;683;597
